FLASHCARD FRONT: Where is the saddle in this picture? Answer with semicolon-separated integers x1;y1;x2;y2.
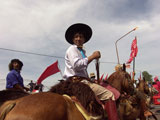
102;84;120;100
68;76;91;82
63;95;102;120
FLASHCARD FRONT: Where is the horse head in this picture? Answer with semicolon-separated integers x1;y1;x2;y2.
107;64;134;95
121;71;135;95
137;77;150;95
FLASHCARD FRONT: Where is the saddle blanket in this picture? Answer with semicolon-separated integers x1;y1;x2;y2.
102;84;120;100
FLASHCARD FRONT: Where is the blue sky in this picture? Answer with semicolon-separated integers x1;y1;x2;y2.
0;0;160;90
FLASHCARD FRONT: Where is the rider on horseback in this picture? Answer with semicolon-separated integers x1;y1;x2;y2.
115;64;153;118
6;59;29;92
63;23;119;120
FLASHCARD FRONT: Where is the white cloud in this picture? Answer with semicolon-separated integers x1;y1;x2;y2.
0;0;160;90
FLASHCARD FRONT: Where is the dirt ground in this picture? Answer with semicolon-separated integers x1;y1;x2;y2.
135;104;160;120
149;104;160;120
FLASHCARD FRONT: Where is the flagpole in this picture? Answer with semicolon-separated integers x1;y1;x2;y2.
132;57;135;81
58;64;63;79
115;27;138;64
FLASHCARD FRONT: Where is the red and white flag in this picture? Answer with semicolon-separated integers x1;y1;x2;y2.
127;37;138;64
37;60;60;84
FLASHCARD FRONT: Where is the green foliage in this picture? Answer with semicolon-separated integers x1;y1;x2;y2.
142;71;152;83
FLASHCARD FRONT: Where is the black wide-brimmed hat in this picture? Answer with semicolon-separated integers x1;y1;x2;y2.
65;23;92;44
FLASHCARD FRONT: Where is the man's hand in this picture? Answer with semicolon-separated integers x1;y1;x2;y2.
88;51;101;64
92;51;101;59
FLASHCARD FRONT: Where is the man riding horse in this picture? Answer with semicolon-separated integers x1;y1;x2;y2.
63;23;119;120
6;59;29;92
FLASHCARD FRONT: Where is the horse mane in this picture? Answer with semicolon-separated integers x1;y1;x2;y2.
137;79;150;95
49;79;103;116
0;90;29;106
107;70;129;85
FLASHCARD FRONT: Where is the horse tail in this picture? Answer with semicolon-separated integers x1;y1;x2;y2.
0;100;16;120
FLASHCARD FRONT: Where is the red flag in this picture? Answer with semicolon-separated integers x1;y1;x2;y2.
100;74;104;81
37;61;60;84
127;37;138;64
104;74;108;81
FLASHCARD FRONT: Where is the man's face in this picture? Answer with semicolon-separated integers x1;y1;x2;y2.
13;62;20;71
73;33;85;47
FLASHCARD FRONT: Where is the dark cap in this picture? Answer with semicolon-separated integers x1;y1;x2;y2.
10;59;23;67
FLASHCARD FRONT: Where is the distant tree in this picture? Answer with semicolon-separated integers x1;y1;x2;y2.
142;71;152;83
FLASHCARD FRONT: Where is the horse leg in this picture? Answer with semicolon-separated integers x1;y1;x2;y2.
118;104;125;120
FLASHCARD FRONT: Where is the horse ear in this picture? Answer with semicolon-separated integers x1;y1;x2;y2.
143;77;146;82
123;63;126;72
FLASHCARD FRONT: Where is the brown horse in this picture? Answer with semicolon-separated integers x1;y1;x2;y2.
136;78;151;106
0;65;143;120
102;64;151;120
106;69;134;96
49;79;104;116
0;90;29;106
110;73;157;120
106;67;136;120
0;81;103;120
136;79;157;120
136;78;150;94
0;92;88;120
99;64;140;120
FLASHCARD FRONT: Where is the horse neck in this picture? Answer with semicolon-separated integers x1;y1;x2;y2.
108;79;122;93
138;82;145;93
107;71;134;94
121;78;130;93
140;82;150;95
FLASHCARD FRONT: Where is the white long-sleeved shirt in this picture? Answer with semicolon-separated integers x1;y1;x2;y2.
63;45;89;79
